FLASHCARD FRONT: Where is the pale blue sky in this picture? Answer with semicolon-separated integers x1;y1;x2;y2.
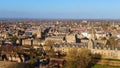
0;0;120;19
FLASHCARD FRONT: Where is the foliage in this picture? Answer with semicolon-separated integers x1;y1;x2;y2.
37;50;43;56
10;36;18;43
65;48;92;68
106;37;118;47
101;37;107;40
44;39;56;57
45;39;55;48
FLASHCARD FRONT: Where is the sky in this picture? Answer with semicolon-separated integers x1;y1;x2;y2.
0;0;120;19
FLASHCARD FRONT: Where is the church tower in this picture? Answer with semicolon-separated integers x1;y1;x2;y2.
91;22;96;40
88;39;94;49
36;26;42;39
88;22;96;49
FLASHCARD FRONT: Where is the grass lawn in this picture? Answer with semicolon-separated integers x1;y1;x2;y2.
91;64;120;68
94;58;120;61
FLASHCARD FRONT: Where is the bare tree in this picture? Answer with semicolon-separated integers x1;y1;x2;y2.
45;39;55;50
65;48;92;68
44;40;55;57
106;37;118;49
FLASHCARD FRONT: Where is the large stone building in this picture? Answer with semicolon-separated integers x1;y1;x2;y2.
53;40;120;59
53;24;120;59
45;36;64;43
65;34;76;43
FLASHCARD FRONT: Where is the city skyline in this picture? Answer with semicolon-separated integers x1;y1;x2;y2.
0;0;120;19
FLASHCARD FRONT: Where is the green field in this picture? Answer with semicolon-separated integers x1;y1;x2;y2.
94;58;120;61
91;64;120;68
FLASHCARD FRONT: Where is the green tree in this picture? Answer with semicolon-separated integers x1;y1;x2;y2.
65;48;92;68
101;37;107;40
10;36;18;45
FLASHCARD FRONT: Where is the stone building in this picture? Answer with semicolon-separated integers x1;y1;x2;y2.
65;34;76;43
22;39;33;46
53;40;120;59
36;27;42;39
53;23;120;59
45;36;64;43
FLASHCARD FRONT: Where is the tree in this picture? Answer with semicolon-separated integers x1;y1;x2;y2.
45;39;55;50
44;40;56;57
65;48;92;68
101;37;107;40
10;36;18;45
106;37;119;49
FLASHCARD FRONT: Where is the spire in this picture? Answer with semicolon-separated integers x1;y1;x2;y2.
36;26;42;38
88;22;96;49
88;39;94;49
91;22;96;40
